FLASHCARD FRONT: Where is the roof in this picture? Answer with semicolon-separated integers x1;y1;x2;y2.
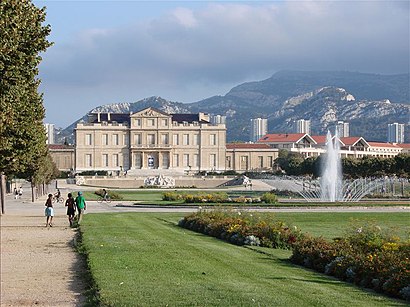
339;137;364;146
397;143;410;149
171;114;209;123
88;113;130;124
226;143;272;150
48;144;75;150
257;133;312;143
367;142;401;148
310;135;327;145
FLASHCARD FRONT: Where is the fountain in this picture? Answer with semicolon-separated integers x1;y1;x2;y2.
320;130;343;202
296;130;384;202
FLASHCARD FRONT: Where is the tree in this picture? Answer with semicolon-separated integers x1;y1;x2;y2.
0;0;52;211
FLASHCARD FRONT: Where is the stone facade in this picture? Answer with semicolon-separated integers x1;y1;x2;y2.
75;107;226;173
48;144;75;171
225;143;278;172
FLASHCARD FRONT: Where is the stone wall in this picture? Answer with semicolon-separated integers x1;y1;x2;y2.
77;176;232;189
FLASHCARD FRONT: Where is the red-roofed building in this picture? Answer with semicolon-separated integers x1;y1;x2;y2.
396;143;410;154
257;132;409;159
48;144;75;171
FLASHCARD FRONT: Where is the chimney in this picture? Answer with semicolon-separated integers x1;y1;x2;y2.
97;112;101;122
108;113;111;121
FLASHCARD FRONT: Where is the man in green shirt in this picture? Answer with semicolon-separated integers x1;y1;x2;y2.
75;191;87;225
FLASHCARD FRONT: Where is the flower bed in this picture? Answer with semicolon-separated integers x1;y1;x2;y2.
290;223;410;301
178;209;303;249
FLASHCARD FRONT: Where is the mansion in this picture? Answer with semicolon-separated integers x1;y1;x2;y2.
49;107;410;174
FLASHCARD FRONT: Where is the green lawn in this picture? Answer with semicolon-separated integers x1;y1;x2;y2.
80;212;409;306
270;212;410;239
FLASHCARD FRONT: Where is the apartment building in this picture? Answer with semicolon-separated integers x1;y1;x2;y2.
387;123;405;143
250;118;268;142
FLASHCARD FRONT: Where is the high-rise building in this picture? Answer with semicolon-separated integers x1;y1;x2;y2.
293;119;311;134
387;123;405;143
250;118;268;142
211;114;226;125
44;123;55;144
336;121;349;137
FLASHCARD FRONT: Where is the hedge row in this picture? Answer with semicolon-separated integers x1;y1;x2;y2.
290;224;410;301
163;191;278;204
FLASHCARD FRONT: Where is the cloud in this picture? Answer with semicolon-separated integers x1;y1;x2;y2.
39;1;409;126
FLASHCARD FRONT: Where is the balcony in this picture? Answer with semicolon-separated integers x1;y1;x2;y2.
131;144;171;149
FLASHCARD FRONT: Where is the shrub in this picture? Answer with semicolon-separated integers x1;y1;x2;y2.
290;222;410;301
162;192;183;201
261;192;278;204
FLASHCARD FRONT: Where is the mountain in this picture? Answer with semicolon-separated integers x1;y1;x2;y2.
57;71;410;144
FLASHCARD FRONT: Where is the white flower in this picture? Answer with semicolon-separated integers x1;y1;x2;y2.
357;227;362;233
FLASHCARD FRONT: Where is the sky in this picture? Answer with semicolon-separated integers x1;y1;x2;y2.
34;0;410;128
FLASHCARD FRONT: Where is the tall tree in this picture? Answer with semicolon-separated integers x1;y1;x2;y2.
0;0;52;211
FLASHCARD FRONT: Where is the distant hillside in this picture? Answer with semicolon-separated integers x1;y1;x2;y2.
57;71;410;144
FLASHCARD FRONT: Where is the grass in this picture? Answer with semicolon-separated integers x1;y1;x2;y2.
80;212;409;306
68;189;410;206
268;212;410;239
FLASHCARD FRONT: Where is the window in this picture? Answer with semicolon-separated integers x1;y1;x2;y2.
193;134;199;145
135;119;141;126
161;134;169;145
85;134;92;145
194;154;199;167
210;154;216;168
173;134;179;145
123;134;129;145
85;154;92;167
268;156;273;168
148;119;155;126
183;154;189;167
113;134;119;145
162;119;168;126
102;134;108;145
135;153;142;169
102;154;109;167
258;156;263;168
210;134;216;146
226;156;232;168
147;134;155;145
183;134;189;145
113;154;119;167
173;154;179;167
135;134;141;145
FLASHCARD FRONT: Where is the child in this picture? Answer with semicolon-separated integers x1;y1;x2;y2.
45;194;54;227
65;193;76;226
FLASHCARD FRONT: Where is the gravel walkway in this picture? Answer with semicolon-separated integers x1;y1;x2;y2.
1;189;86;307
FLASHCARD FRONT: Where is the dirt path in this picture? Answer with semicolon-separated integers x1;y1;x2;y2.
1;190;86;307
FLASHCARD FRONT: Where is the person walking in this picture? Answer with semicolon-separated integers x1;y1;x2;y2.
45;194;54;227
18;186;23;199
65;193;76;226
75;191;86;225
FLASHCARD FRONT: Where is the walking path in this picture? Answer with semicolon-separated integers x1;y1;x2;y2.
1;183;409;306
1;187;86;307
